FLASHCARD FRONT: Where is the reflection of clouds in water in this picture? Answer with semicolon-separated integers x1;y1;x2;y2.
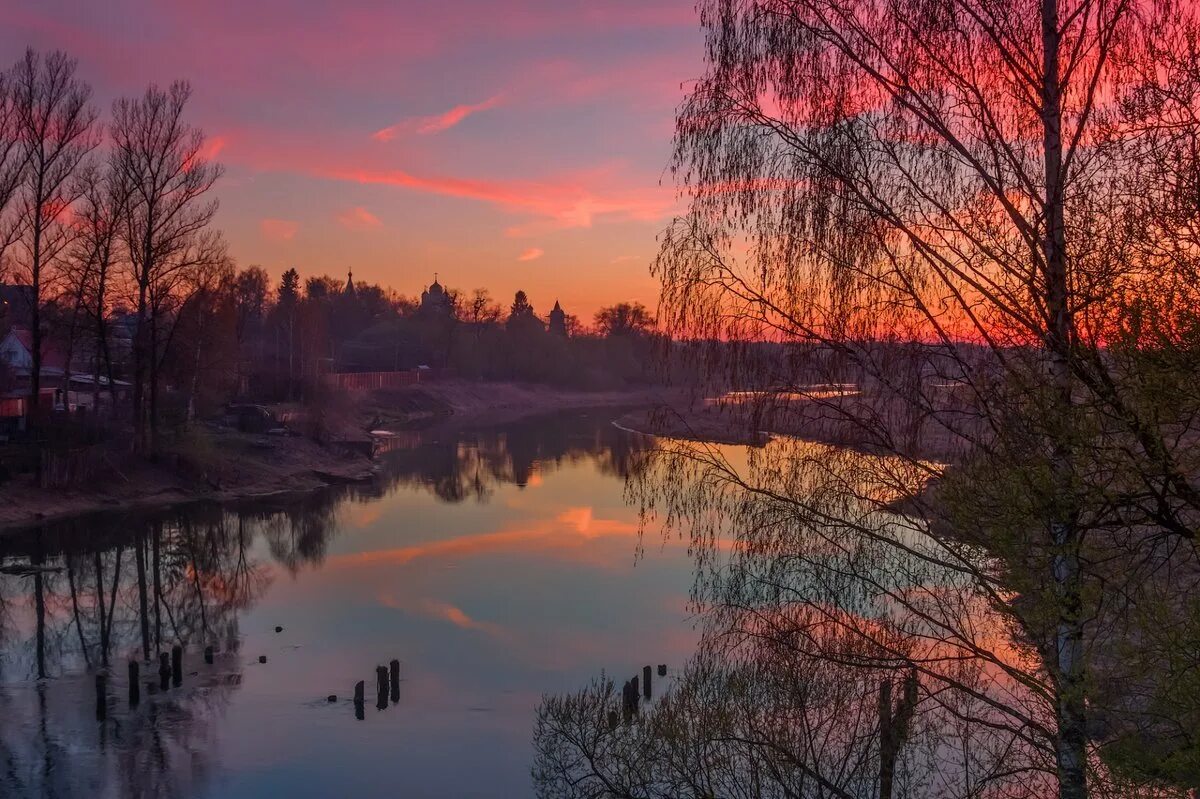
0;413;687;798
346;503;385;530
327;506;643;572
378;593;509;639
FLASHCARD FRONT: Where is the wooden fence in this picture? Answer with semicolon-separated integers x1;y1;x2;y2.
321;370;423;391
40;445;105;489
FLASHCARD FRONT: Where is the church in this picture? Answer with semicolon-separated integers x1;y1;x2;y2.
419;275;453;316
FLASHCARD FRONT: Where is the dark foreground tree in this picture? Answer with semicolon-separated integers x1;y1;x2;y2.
537;0;1200;797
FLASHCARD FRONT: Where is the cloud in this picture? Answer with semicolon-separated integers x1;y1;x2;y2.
372;94;505;141
517;247;544;262
324;164;675;230
260;218;299;241
203;135;227;160
337;206;382;230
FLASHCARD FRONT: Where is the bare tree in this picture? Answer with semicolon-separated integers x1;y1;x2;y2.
68;161;129;411
9;49;99;416
110;81;222;452
0;65;31;275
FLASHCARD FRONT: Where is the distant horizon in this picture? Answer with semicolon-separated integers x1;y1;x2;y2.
1;0;701;319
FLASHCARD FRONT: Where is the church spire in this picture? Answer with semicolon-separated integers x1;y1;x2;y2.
343;269;356;296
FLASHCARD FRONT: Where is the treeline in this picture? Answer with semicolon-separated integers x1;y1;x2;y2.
237;269;665;400
0;48;666;458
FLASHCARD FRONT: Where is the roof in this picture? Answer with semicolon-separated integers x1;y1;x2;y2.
2;328;69;372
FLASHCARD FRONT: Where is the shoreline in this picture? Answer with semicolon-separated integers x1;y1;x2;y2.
0;380;676;534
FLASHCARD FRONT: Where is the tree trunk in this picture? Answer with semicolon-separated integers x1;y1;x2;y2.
1041;1;1087;796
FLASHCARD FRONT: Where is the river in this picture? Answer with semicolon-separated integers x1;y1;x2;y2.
0;410;698;798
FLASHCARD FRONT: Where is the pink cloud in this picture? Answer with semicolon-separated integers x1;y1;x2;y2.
337;206;382;230
517;247;544;262
373;94;505;141
260;218;299;241
324;164;675;229
200;135;228;161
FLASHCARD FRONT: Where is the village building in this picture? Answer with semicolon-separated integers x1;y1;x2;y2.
548;300;568;337
419;275;453;316
0;327;130;420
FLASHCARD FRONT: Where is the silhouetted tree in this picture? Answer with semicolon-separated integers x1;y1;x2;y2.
10;49;99;416
111;80;222;451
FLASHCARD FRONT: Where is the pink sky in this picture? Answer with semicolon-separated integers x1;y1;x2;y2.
2;0;701;318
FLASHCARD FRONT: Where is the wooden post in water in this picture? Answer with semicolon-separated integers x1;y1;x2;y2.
95;673;107;720
171;645;183;687
354;680;365;720
375;666;389;710
621;680;633;724
657;664;667;677
389;659;400;703
643;665;652;700
204;645;214;665
128;661;140;706
630;675;639;709
158;652;171;690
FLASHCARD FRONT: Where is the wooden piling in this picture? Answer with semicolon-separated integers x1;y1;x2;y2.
95;673;107;720
171;645;183;686
643;665;652;699
631;674;639;706
389;659;400;703
375;665;389;710
657;664;667;677
128;661;140;706
158;652;171;690
204;645;214;665
354;680;365;720
621;680;633;723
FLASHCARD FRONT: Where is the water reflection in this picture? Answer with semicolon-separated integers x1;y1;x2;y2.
0;410;668;799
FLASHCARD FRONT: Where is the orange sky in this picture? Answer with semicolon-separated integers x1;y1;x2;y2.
3;0;703;319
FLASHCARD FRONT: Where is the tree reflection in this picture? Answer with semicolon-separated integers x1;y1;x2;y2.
533;435;1181;798
373;411;652;504
0;410;652;797
0;507;274;797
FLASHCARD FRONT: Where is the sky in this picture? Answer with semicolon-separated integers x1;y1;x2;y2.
1;0;704;319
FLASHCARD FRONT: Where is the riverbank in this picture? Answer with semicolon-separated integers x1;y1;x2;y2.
615;391;967;462
0;380;676;532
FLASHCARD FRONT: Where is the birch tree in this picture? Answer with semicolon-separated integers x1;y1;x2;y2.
537;1;1200;797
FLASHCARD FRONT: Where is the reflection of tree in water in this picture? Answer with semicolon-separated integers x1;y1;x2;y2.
0;412;650;797
374;412;652;504
0;497;340;798
534;439;1067;799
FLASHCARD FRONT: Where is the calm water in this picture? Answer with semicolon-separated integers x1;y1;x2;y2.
0;411;698;798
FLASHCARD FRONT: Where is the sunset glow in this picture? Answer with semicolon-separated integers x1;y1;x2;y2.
0;0;699;317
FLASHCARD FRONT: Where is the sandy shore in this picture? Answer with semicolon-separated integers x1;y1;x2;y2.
0;380;675;533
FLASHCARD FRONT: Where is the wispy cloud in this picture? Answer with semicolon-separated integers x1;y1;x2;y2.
260;218;299;241
517;247;544;261
337;205;382;230
324;164;674;230
372;94;505;141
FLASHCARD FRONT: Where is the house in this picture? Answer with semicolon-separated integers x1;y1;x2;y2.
0;283;35;330
0;327;68;379
0;328;130;414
